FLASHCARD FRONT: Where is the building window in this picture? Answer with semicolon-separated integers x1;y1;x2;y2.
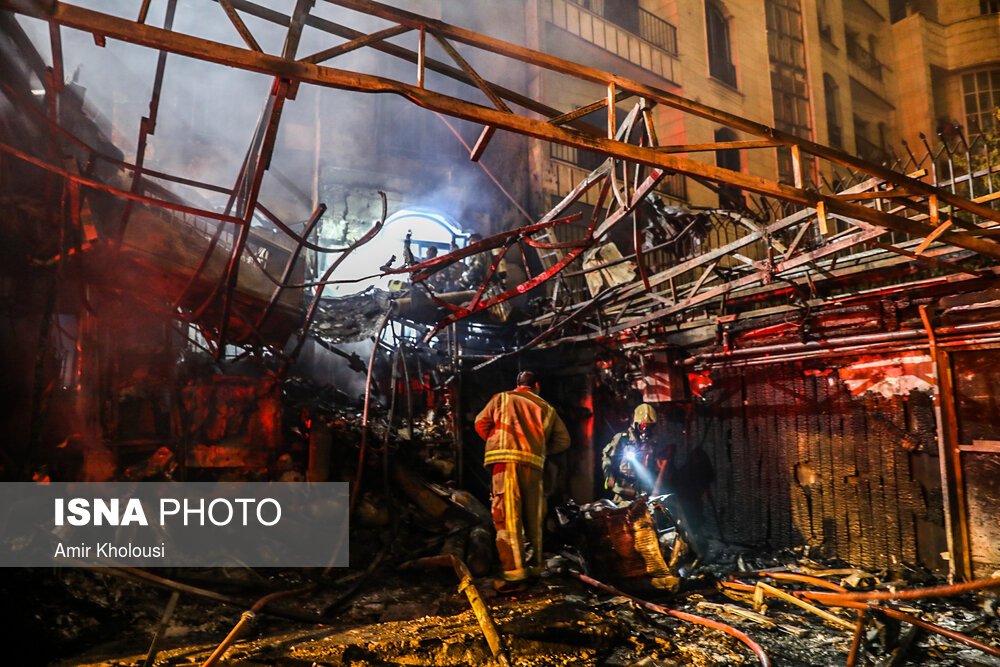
823;74;842;148
714;128;742;208
846;30;884;81
982;0;1000;15
706;1;737;87
962;69;1000;134
767;0;812;184
603;0;639;32
817;0;834;44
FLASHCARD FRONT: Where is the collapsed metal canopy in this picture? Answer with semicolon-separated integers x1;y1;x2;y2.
1;0;998;355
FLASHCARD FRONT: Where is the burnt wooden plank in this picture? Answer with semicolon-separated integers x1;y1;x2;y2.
725;370;747;542
850;389;877;569
791;368;815;544
776;368;797;547
819;375;842;558
806;373;828;553
840;376;864;567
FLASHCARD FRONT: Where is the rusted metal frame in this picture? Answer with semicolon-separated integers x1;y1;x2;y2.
655;139;784;154
836;188;916;201
522;236;588;250
433;113;534;224
782;218;814;261
737;579;1000;660
253;202;359;252
0;78;229;191
671;243;998;339
548;89;632;128
44;20;63;219
321;0;1000;224
560;215;700;280
253;203;326;332
226;0;605;137
425;172;659;338
609;101;645;210
633;208;651;291
920;305;973;582
171;171;249;313
0;139;246;226
282;0;313;60
721;211;788;255
302;23;410;64
554;226;889;345
872;242;982;278
430;31;511;161
975;190;1000;205
685;260;719;300
287;192;386;362
424;241;590;340
215;76;292;353
406;214;584;281
471;284;624;372
536;178;611;309
25;2;1000;255
47;19;63;104
603;177;969;318
218;0;263;52
115;0;177;249
674;280;1000;362
416;24;425;88
535;220;774;327
350;299;394;515
914;214;953;256
598;169;663;240
136;0;153;24
429;31;511;109
182;103;271;325
466;239;515;312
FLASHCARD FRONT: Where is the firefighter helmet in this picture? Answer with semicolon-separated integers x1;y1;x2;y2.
632;403;657;425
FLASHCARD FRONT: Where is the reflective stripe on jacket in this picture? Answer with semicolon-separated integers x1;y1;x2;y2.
474;387;571;470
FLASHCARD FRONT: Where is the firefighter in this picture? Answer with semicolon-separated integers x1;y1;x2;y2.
475;370;571;591
602;403;665;504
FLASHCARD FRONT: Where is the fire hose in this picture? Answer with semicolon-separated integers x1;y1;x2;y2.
574;572;771;667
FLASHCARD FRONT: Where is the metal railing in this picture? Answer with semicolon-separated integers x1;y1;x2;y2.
564;0;678;55
548;143;687;201
638;9;678;56
846;41;884;81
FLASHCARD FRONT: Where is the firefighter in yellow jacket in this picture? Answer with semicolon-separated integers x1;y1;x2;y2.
475;371;571;589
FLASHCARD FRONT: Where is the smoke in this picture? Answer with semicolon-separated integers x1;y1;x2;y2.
10;0;537;292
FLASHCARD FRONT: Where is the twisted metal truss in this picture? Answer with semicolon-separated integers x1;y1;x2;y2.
2;0;998;356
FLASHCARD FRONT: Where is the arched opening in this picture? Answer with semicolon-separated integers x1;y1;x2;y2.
714;128;742;209
706;1;736;87
318;209;467;297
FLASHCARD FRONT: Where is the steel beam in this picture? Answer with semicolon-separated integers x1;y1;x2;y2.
10;1;999;262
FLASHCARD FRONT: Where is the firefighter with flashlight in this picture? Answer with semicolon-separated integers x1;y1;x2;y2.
602;403;666;504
